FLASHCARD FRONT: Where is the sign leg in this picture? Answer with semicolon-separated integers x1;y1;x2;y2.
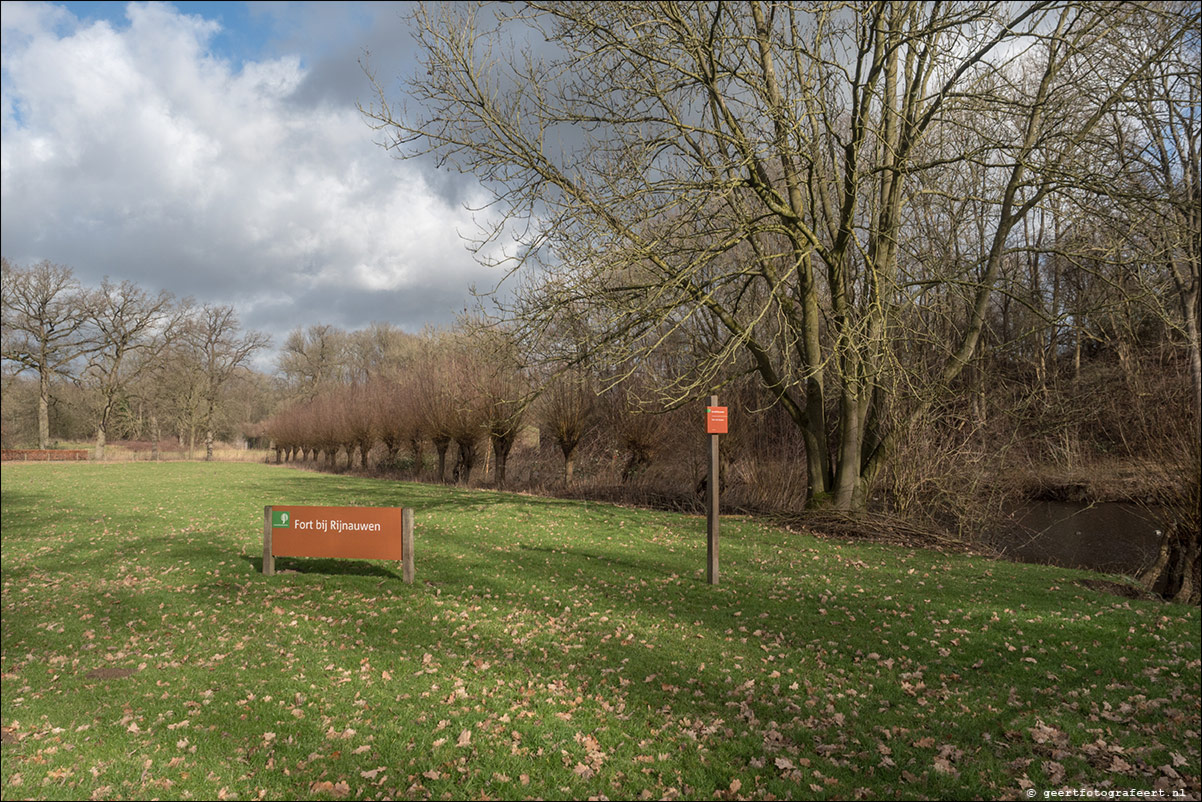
262;505;275;575
402;507;415;584
707;395;719;585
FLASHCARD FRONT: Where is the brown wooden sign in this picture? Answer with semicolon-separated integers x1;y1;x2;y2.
262;505;414;582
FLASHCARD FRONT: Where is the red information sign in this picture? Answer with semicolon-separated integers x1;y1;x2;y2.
706;406;728;434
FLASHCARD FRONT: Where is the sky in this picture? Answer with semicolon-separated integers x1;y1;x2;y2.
1;1;497;367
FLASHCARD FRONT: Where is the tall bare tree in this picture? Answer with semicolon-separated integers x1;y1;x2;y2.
347;322;422;383
182;304;269;461
1125;22;1200;430
84;279;180;460
1;259;95;448
278;324;349;400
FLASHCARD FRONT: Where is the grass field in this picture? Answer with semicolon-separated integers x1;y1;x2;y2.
2;462;1198;800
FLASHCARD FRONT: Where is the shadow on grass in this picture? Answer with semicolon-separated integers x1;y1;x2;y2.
0;485;46;518
243;469;578;514
239;553;403;580
514;542;686;580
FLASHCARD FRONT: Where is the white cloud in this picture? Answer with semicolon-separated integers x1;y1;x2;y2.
1;1;494;342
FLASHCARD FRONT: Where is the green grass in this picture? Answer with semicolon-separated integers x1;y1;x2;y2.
2;462;1198;800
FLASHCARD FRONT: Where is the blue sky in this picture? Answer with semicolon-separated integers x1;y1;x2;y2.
60;2;278;65
1;1;495;364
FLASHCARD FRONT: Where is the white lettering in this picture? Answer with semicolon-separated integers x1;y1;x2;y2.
327;520;383;533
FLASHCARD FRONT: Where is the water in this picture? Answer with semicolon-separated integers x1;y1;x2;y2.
992;501;1163;575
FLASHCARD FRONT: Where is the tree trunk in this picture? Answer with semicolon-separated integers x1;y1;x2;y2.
492;432;514;488
1140;438;1201;605
556;436;580;486
1183;281;1201;443
410;437;426;478
621;449;651;484
434;436;450;482
38;371;51;449
95;397;116;461
454;439;477;486
1141;527;1201;606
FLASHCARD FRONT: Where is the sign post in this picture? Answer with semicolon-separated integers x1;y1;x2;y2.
706;396;726;585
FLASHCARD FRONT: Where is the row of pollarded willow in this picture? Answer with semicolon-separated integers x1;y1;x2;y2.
267;331;536;486
264;329;691;490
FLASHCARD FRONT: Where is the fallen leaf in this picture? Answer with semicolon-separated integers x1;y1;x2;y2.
1042;760;1065;784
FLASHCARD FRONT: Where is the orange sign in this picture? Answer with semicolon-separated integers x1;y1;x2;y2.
706;406;728;434
268;505;404;561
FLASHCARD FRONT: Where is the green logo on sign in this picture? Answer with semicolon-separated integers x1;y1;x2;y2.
272;511;291;528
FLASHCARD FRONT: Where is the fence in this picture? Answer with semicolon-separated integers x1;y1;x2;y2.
1;449;90;461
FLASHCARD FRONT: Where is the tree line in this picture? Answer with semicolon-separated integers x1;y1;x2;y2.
266;323;684;491
1;259;269;460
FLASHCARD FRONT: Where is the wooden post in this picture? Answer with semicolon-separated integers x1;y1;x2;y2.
402;507;415;584
707;395;719;585
262;505;275;576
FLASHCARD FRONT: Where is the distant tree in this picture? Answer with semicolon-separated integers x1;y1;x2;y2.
470;326;531;487
344;382;378;469
410;335;456;481
600;374;671;484
347;322;421;382
438;336;490;486
1;259;95;448
539;369;596;486
278;324;349;399
83;279;179;460
367;377;404;466
145;335;208;457
182;304;269;461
